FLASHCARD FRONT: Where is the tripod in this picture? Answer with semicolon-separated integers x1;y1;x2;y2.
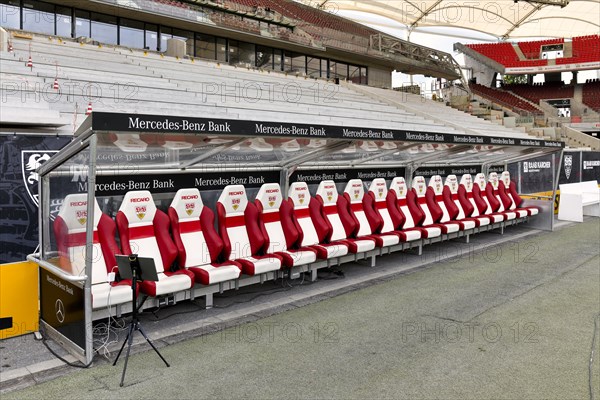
113;254;169;387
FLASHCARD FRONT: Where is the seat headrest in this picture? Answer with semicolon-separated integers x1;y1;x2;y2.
444;175;459;194
389;177;407;199
488;172;499;189
500;171;511;188
119;191;157;224
343;179;364;203
170;188;204;220
474;173;487;190
58;194;102;232
316;180;338;205
368;178;388;201
218;185;248;215
411;176;427;197
428;175;444;195
255;183;283;212
288;182;310;209
459;174;473;191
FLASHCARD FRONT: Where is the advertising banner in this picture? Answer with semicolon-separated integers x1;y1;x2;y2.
581;152;600;182
559;151;582;185
290;167;405;184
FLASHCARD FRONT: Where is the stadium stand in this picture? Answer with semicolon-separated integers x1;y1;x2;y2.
503;82;575;105
582;79;600;112
518;38;564;59
470;84;543;115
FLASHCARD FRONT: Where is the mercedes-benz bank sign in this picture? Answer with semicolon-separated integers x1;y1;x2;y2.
40;269;85;348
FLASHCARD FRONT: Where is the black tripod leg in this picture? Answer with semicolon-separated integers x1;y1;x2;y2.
119;323;136;387
113;322;133;366
137;325;170;367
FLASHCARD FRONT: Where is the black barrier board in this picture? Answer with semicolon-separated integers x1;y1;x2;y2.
90;112;565;148
0;135;71;263
582;152;600;182
94;170;281;196
40;269;85;349
414;165;506;179
290;167;405;184
559;151;582;185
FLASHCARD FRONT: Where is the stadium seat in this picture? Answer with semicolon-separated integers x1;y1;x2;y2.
254;183;317;267
425;175;461;234
365;178;422;243
472;174;508;223
343;179;400;248
168;188;241;286
388;177;438;239
287;182;349;259
217;185;283;275
499;171;539;216
487;173;518;220
54;194;133;309
117;191;194;297
314;180;376;253
411;176;448;237
458;174;492;227
442;175;477;230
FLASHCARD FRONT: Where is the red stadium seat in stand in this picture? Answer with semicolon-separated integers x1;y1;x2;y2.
315;180;376;253
486;173;517;221
458;174;492;228
254;183;317;268
388;177;438;239
117;191;194;297
287;182;349;260
411;176;447;238
425;175;462;234
54;194;133;309
499;171;539;216
168;188;241;286
442;175;478;231
343;179;400;248
217;185;283;276
365;178;422;244
472;174;508;224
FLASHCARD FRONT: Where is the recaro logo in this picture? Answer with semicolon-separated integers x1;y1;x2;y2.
295;186;307;191
70;201;87;207
266;189;279;193
131;197;149;203
324;185;334;189
352;183;361;187
229;191;244;196
181;195;198;200
376;182;385;186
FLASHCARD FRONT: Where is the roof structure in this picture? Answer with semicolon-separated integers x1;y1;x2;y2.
300;0;600;39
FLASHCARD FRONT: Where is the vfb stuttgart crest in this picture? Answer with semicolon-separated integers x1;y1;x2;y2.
136;206;147;220
185;202;195;216
22;150;58;206
76;210;87;225
232;198;240;211
378;188;384;198
353;190;360;199
564;155;573;180
298;193;305;204
326;191;333;201
268;196;276;207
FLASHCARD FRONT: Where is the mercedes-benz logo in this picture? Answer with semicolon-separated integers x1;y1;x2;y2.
55;299;65;324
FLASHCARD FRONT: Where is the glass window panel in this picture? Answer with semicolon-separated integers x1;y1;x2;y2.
119;18;144;49
216;37;227;62
228;39;239;65
159;26;172;52
145;23;158;50
307;56;321;78
1;0;21;29
75;10;90;38
255;45;272;69
334;61;348;80
172;28;193;56
196;33;216;60
349;65;360;84
22;0;55;35
55;6;72;38
292;53;305;74
91;12;117;45
273;49;283;71
237;41;255;67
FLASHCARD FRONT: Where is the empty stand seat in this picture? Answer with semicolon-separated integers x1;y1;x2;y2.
343;179;400;248
54;194;132;309
287;182;349;259
425;175;462;234
442;175;477;230
255;183;317;267
315;180;376;253
458;174;492;227
388;177;436;239
499;171;539;217
168;188;241;285
487;173;517;220
217;185;282;275
117;191;194;297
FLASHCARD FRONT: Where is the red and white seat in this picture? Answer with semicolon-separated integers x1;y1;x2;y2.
458;174;491;227
54;194;132;309
499;171;539;216
287;182;349;259
472;174;508;224
314;180;376;253
442;175;477;230
365;178;422;243
425;175;461;234
343;179;399;248
388;177;437;239
117;191;194;297
411;176;447;237
486;173;517;221
254;183;317;267
217;185;282;276
168;188;241;286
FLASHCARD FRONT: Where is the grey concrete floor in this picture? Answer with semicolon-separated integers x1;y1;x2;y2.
2;219;600;399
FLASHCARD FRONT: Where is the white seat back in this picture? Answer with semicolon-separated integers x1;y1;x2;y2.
474;173;493;214
343;179;371;236
389;177;416;228
500;171;517;210
429;175;451;223
368;178;394;233
412;176;435;225
218;185;251;259
316;180;346;241
444;175;466;219
255;183;286;253
288;182;320;247
488;172;505;211
460;174;480;217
